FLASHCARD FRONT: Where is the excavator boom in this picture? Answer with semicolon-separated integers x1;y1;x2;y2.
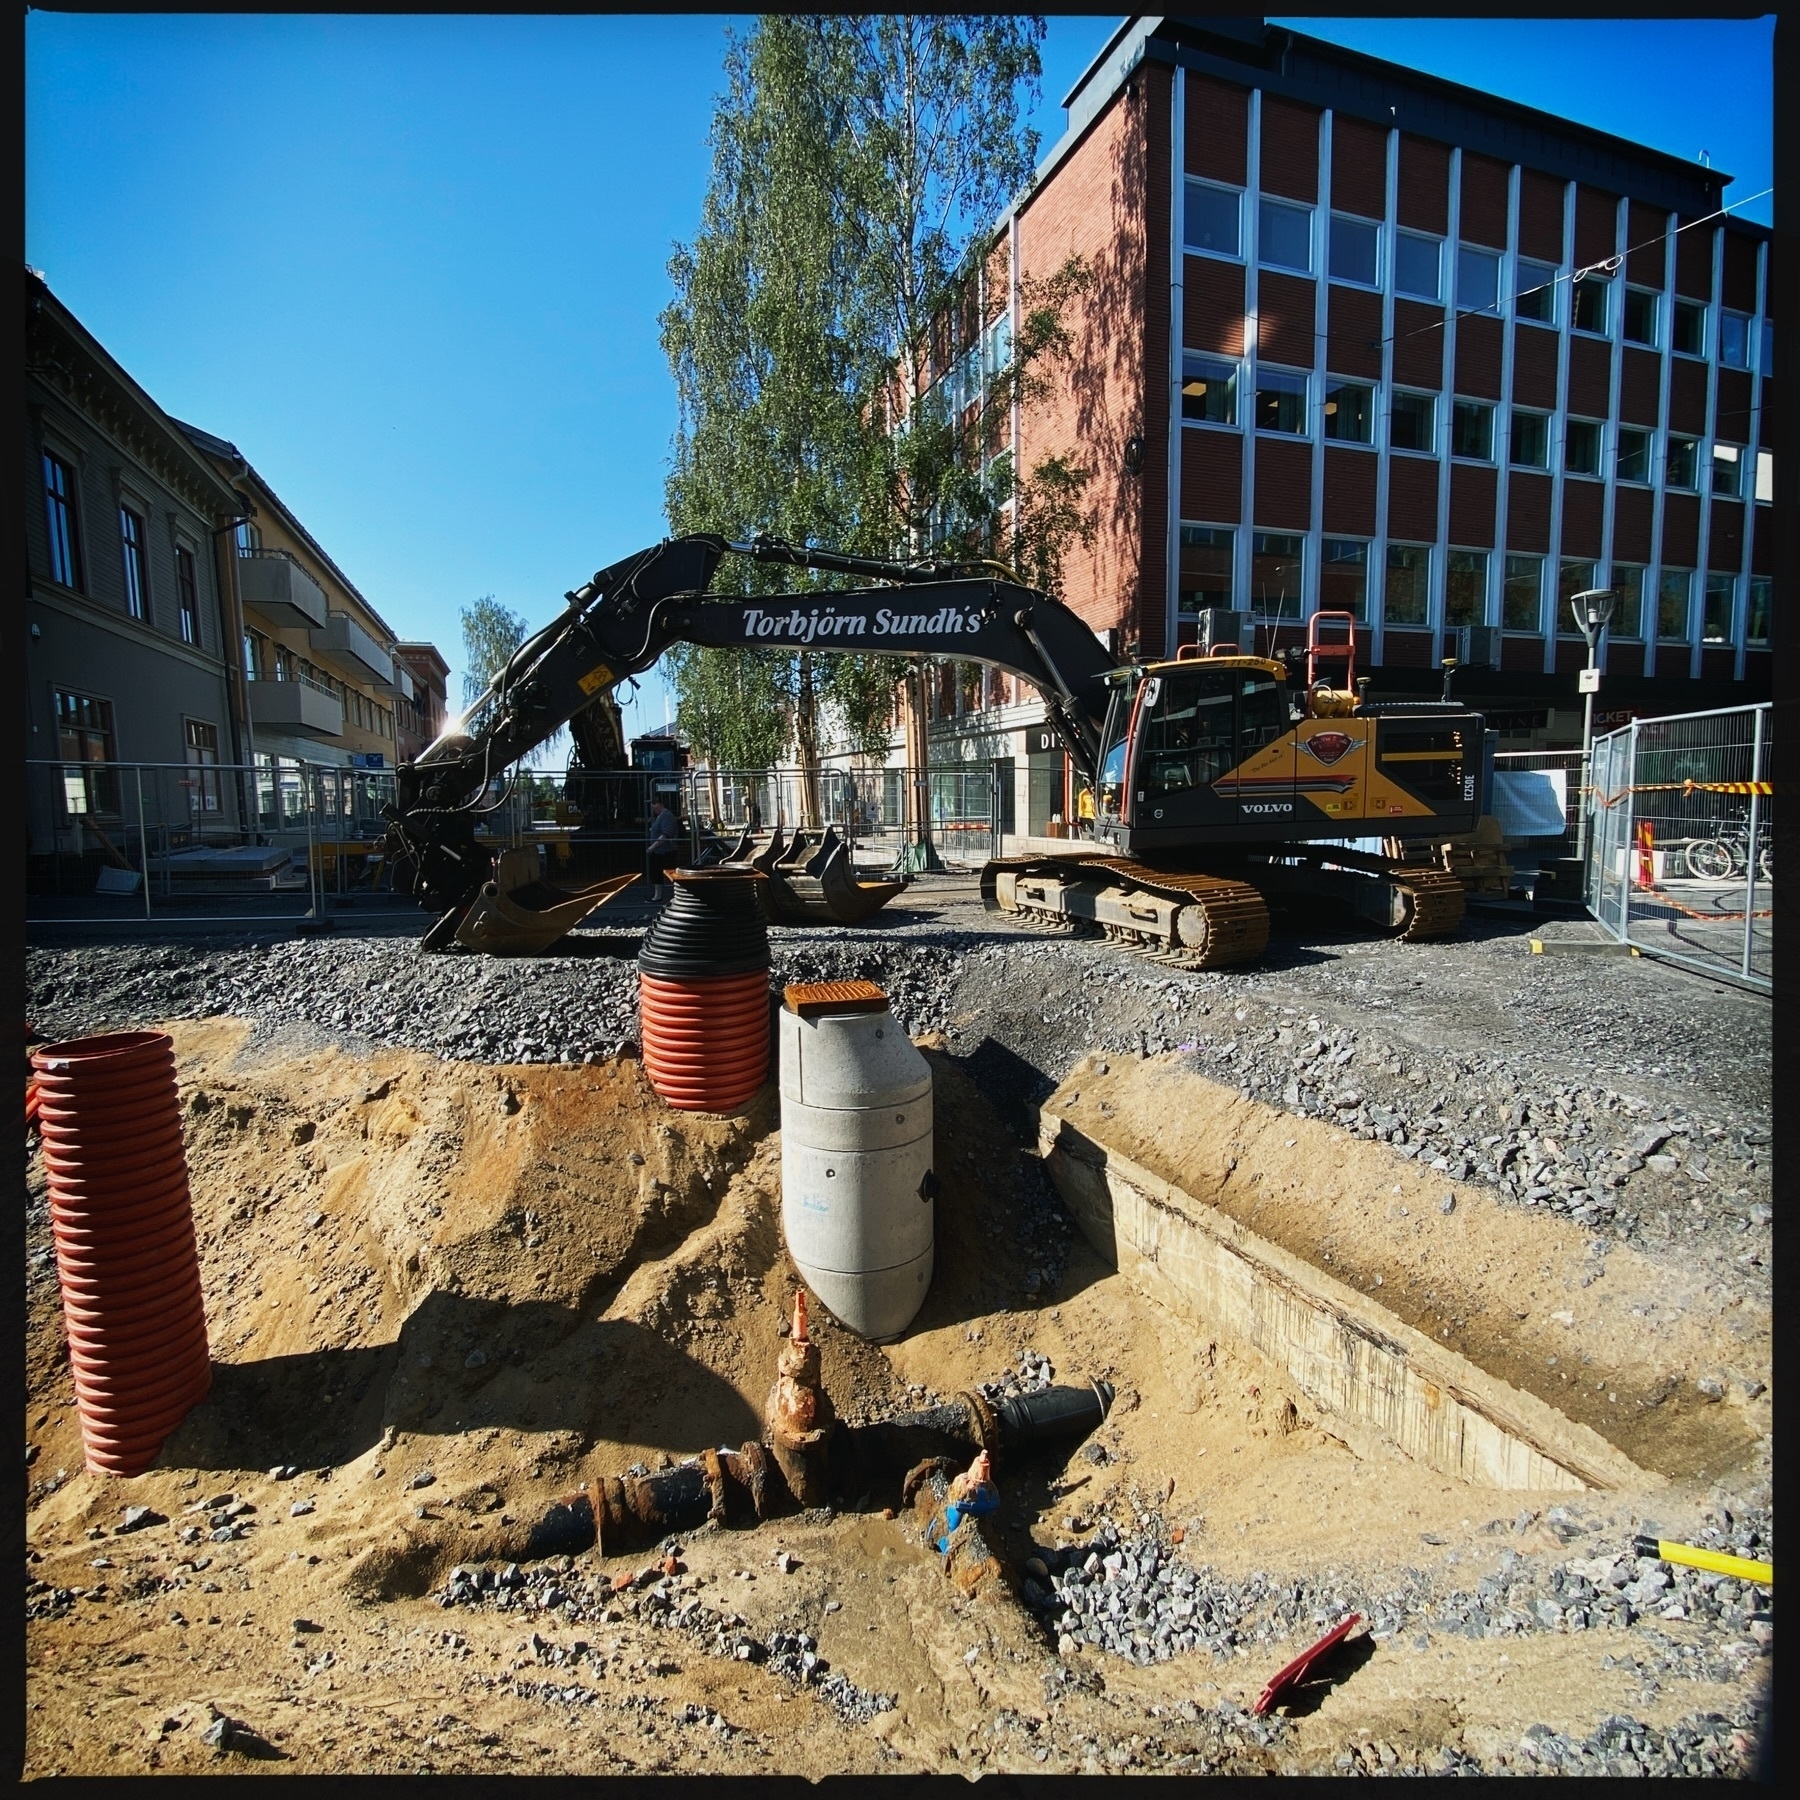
385;533;1485;963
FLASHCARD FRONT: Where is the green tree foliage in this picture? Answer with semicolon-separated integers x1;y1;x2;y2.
459;593;572;768
661;18;898;777
662;14;1097;774
458;594;529;711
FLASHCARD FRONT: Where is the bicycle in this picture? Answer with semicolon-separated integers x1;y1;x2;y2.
1683;828;1773;884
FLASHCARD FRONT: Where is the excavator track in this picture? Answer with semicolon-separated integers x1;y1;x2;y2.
982;854;1270;970
1390;864;1467;941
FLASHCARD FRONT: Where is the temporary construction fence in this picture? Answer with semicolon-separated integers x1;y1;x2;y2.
1584;704;1772;992
27;755;1005;933
677;764;1004;868
26;758;413;926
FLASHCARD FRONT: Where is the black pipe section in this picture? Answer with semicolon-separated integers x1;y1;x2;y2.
636;870;771;980
511;1384;1113;1561
996;1380;1115;1448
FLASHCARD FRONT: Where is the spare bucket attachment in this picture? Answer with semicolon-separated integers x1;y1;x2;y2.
451;847;640;955
726;825;908;926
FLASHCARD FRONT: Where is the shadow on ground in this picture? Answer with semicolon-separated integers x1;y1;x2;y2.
157;1299;761;1475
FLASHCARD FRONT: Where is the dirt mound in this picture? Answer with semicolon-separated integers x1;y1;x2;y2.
23;1024;1770;1777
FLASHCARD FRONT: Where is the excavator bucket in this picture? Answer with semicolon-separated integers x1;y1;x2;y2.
450;847;641;955
766;826;910;924
718;825;908;925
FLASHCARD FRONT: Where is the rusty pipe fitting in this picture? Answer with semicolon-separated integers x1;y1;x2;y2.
765;1292;836;1508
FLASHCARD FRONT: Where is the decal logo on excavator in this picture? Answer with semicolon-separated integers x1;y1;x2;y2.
1300;731;1364;766
740;604;984;643
577;662;614;695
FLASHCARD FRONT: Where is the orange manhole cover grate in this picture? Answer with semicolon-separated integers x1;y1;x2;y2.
782;979;889;1017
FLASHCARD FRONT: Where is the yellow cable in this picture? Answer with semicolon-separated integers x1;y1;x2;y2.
1637;1536;1773;1584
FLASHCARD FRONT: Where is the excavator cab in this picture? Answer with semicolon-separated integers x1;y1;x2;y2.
1091;655;1296;850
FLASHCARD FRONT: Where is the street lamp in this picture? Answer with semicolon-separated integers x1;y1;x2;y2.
1570;588;1616;868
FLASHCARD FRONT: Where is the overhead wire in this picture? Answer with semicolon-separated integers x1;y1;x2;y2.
1375;186;1774;352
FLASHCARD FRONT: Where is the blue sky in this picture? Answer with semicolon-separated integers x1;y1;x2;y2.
27;13;1772;740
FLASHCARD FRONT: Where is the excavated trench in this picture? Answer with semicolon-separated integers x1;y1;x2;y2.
23;1011;1772;1777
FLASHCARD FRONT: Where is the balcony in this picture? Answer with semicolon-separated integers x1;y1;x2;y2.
308;612;397;690
248;675;344;739
238;550;328;630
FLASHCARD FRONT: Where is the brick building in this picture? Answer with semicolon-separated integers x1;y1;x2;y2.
393;642;451;762
886;15;1773;787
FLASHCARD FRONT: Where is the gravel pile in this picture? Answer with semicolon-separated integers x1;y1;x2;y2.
1504;1707;1760;1779
1025;1506;1771;1675
434;1547;896;1725
26;895;1771;1285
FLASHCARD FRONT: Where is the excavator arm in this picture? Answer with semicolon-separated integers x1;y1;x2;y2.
384;533;1116;929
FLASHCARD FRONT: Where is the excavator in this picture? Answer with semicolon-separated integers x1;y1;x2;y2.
383;533;1479;967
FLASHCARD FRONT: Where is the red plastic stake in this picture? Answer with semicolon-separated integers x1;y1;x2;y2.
1252;1613;1363;1715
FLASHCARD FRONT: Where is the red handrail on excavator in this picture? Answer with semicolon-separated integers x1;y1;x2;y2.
1306;609;1358;691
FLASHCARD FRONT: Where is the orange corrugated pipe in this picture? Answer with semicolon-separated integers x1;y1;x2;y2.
30;1030;211;1476
638;971;770;1112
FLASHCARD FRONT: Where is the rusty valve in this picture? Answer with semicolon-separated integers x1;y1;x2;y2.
765;1290;836;1508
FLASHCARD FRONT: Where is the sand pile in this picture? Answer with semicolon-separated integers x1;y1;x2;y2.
24;1024;1770;1777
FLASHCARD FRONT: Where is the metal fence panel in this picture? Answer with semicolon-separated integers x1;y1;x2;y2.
27;757;413;927
1583;704;1771;992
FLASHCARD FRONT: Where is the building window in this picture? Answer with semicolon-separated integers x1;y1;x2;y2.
184;718;222;815
43;451;84;590
1759;319;1772;375
1456;246;1501;315
1177;525;1234;624
1671;299;1706;358
1719;310;1752;370
1322;378;1374;444
1666;436;1699;489
1383;544;1431;625
1184;180;1241;257
1254;368;1308;435
1515;258;1557;324
1712;443;1743;497
1250;532;1304;620
1755;449;1774;504
243;630;261;679
234;519;261;553
1450;400;1494;461
1320;539;1368;619
1501;554;1542;632
1657;569;1693;641
1564;419;1603;478
1390;390;1436;453
55;689;119;817
1395;233;1441;302
1610;565;1645;639
1444;549;1488;628
1558;559;1598;633
1510;410;1550;469
1328;214;1379;286
1616;427;1652;484
1572;273;1610;335
275;645;296;682
1702;574;1735;644
1746;576;1770;644
1180;353;1238;425
1258;198;1312;273
1622;287;1659;347
175;544;200;645
119;505;147;620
